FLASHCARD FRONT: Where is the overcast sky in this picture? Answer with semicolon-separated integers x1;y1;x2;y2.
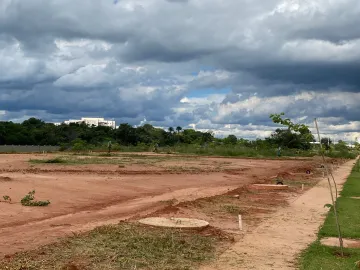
1;0;360;141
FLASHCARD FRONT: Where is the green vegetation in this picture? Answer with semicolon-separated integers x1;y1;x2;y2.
1;195;11;203
30;155;195;166
270;112;314;150
158;144;317;158
319;170;360;239
221;204;240;215
300;242;360;270
0;115;357;159
20;190;50;207
30;156;136;165
0;223;222;270
299;168;360;269
37;157;67;164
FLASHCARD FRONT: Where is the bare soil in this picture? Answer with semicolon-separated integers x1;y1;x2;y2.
199;158;354;270
0;153;339;258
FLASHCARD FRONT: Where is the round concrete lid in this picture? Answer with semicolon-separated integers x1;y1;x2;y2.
139;217;209;229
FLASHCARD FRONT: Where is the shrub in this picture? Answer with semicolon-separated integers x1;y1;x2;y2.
21;190;50;207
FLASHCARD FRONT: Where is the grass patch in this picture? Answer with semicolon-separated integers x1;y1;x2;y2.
163;166;205;173
30;157;67;164
221;204;240;215
339;170;360;198
29;155;197;167
97;153;112;157
155;145;358;159
1;223;221;270
318;171;360;239
300;241;360;270
159;145;316;158
319;197;360;239
299;167;360;269
20;190;50;207
30;156;128;165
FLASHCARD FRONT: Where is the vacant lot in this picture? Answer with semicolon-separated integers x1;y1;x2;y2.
0;153;336;261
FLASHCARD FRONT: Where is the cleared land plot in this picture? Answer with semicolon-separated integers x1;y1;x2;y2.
0;153;340;261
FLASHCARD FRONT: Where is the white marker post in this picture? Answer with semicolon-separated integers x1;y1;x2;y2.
238;215;243;231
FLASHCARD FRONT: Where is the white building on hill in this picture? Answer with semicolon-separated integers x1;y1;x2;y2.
63;117;116;129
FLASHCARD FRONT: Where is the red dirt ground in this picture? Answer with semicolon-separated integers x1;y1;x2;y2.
0;153;328;256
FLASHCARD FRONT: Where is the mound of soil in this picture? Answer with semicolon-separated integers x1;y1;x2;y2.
293;167;314;173
276;172;293;178
0;176;12;182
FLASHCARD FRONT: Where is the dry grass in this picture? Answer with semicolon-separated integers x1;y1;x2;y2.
29;155;197;167
181;189;281;217
28;155;233;173
221;204;241;215
1;223;223;270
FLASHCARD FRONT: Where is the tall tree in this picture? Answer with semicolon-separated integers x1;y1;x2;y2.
321;137;332;150
176;126;182;133
269;113;314;149
224;135;238;145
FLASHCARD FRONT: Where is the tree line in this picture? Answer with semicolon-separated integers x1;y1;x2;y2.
0;114;326;151
0;118;214;148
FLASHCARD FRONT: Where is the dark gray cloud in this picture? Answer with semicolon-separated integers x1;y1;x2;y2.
1;0;360;140
245;63;360;90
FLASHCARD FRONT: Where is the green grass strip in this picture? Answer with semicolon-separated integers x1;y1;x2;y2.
299;164;360;269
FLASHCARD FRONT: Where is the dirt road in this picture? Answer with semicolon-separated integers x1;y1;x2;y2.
201;159;355;270
0;153;319;256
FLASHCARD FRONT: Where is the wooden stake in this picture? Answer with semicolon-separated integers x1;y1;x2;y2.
302;184;304;191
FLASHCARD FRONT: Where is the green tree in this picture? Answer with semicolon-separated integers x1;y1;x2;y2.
201;132;214;144
269;113;314;149
71;138;87;152
168;127;174;133
22;118;45;129
176;126;182;133
116;124;138;145
321;137;332;150
334;140;348;151
224;135;238;145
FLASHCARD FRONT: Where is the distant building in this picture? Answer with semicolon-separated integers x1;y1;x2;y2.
63;117;116;129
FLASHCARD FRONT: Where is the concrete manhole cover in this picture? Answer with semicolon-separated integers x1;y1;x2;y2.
321;237;360;248
250;184;289;190
139;217;209;229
